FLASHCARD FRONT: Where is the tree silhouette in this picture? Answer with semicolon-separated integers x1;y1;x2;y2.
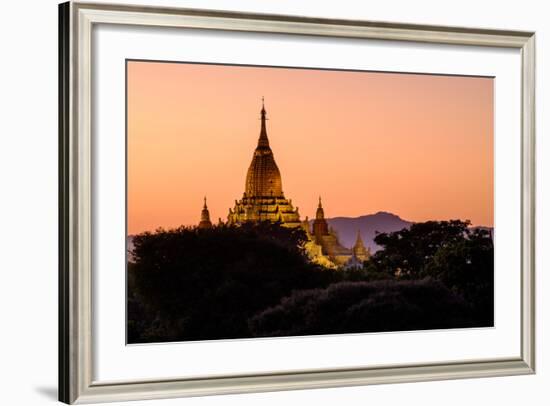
128;222;336;342
128;219;494;342
250;278;474;337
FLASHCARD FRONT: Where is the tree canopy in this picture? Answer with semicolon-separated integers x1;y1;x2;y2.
128;220;493;343
128;222;336;342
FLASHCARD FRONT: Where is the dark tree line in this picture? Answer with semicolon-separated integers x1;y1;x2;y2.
128;222;334;342
128;220;493;343
249;279;473;337
368;220;493;325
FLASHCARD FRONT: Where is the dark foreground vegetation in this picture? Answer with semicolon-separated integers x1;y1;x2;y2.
128;220;493;343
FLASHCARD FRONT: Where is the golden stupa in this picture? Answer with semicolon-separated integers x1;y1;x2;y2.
227;100;301;227
309;197;356;265
352;230;370;262
198;197;212;229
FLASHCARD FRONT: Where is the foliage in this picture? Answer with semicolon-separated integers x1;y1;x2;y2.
365;220;494;325
249;278;474;337
128;219;494;342
370;220;472;279
128;222;336;342
423;228;494;324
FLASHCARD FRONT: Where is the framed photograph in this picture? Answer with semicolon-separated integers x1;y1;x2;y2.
59;1;535;404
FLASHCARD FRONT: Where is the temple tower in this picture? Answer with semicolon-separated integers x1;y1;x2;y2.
227;99;301;227
352;230;370;261
309;197;353;265
312;197;329;240
198;197;213;229
244;99;284;198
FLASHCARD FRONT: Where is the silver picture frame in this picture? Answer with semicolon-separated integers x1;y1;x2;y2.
59;1;536;403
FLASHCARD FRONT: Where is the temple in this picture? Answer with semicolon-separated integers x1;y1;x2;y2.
345;230;371;268
200;100;370;268
227;98;301;228
198;197;212;229
307;197;359;266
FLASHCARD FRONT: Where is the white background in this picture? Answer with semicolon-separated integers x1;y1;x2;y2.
0;0;547;405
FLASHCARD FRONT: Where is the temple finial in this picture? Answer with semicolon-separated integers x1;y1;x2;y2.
261;97;267;116
258;97;269;148
318;196;322;208
203;196;207;209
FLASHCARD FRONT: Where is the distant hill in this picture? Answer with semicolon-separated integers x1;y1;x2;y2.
127;212;411;256
127;214;489;259
313;212;412;253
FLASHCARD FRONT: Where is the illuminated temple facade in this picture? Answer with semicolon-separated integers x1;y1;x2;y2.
306;197;368;267
227;101;302;228
200;100;370;268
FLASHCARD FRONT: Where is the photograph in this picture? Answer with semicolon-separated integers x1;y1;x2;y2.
126;60;495;344
52;2;538;403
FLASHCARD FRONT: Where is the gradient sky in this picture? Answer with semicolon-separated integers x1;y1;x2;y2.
127;61;493;235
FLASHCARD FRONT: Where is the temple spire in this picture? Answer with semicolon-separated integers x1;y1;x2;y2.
352;229;370;261
313;196;329;237
258;97;270;149
198;196;212;229
355;229;364;246
315;196;325;220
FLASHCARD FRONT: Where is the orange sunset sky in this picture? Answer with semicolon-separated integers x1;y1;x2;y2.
127;61;493;235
